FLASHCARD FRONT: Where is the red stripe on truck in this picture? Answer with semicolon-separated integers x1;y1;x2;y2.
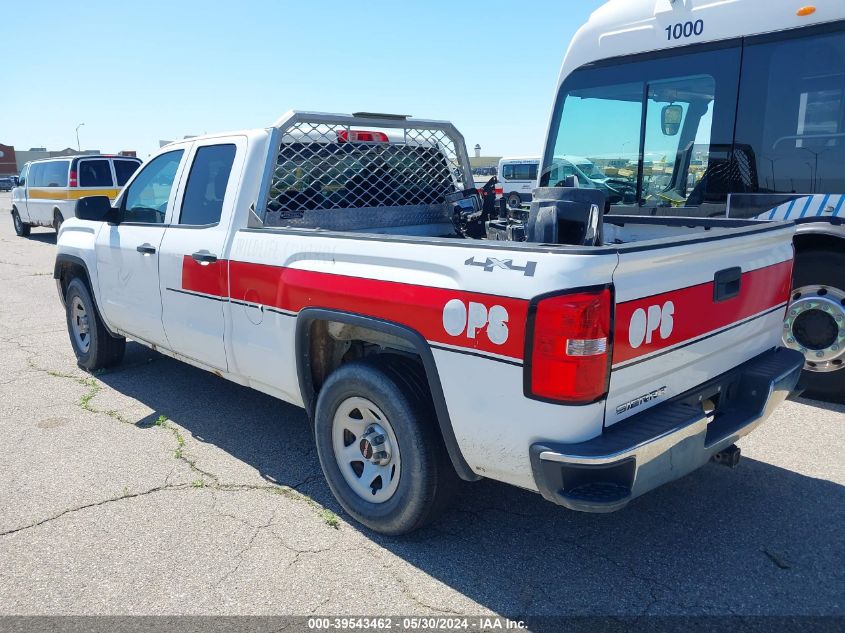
182;255;230;298
184;257;530;360
181;257;791;367
612;260;793;366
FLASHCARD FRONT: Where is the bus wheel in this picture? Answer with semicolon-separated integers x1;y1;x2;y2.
507;193;522;210
784;249;845;402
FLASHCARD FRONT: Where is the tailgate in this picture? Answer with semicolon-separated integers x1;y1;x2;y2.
606;223;795;427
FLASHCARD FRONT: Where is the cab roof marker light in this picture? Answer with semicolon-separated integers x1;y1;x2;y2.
796;6;816;16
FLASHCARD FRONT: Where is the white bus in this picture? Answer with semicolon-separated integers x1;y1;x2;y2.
541;0;845;400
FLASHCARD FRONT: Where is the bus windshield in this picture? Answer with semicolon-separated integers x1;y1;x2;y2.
541;45;739;216
542;26;845;217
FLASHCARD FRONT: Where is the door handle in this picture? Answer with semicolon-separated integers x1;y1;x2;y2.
192;250;218;265
136;243;156;255
713;266;742;302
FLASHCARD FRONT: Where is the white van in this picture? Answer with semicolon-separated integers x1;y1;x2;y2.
11;155;141;236
497;157;539;209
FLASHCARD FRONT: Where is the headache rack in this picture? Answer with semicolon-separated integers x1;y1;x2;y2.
256;111;475;234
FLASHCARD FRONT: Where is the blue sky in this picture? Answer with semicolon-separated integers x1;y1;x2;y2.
2;0;606;159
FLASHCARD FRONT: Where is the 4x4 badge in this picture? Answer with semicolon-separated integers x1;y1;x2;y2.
464;256;537;277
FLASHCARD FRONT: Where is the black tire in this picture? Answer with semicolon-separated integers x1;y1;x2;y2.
12;209;30;237
53;209;64;233
507;193;522;210
314;355;459;535
792;248;845;403
65;278;126;371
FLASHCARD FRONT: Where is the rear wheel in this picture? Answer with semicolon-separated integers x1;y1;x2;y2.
53;209;64;233
65;278;126;371
12;209;30;237
507;192;522;210
313;355;458;535
783;249;845;402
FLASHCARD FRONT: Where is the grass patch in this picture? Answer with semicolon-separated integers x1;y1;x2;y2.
268;486;341;530
319;509;340;529
77;377;100;411
191;479;205;488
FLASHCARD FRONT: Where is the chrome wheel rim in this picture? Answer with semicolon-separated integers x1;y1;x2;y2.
331;396;401;503
70;296;91;353
13;212;21;232
783;284;845;373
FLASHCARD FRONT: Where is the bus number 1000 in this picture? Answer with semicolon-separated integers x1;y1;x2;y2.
665;20;704;41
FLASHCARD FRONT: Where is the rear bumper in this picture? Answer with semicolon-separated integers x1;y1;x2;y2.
529;347;804;512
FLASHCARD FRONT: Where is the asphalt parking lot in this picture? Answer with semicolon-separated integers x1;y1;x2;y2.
0;190;843;619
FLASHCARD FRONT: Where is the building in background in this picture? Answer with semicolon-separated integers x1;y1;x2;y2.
12;147;101;172
0;144;18;176
0;146;137;173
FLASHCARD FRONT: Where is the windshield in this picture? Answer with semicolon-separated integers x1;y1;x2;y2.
541;46;741;215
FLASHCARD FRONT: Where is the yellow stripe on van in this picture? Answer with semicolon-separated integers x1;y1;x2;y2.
68;188;121;200
27;188;120;201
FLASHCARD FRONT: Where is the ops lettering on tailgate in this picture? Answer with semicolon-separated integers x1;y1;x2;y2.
442;299;509;345
628;301;674;349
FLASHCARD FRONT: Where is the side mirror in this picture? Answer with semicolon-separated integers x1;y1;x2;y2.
75;196;119;223
661;104;683;136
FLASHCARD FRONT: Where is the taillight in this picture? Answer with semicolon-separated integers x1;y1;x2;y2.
336;130;389;143
68;170;77;187
525;287;612;404
494;185;503;197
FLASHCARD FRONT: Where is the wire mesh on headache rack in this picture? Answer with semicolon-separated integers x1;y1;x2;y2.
263;119;470;230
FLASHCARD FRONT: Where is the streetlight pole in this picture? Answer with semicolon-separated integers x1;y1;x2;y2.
75;123;85;152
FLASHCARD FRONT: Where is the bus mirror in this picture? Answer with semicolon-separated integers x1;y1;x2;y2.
661;104;683;136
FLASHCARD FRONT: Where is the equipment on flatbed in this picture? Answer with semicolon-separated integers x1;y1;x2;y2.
485;185;605;246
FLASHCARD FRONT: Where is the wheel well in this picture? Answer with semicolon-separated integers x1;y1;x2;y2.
794;232;844;255
55;259;91;300
296;311;479;481
307;319;420;398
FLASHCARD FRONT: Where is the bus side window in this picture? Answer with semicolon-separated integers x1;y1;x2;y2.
736;27;845;195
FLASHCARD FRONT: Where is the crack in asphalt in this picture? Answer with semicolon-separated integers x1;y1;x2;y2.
0;484;191;537
6;356;341;542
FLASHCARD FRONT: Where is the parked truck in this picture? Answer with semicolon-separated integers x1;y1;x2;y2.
52;111;801;534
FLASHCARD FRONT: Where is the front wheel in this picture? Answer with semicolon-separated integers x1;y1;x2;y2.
53;210;64;233
783;249;845;402
65;278;126;371
12;209;30;237
314;355;458;535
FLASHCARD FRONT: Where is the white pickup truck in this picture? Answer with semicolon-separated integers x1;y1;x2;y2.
54;111;803;534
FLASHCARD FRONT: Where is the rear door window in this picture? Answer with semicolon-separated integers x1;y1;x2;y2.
178;144;236;226
114;159;141;186
42;161;69;187
78;159;114;187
